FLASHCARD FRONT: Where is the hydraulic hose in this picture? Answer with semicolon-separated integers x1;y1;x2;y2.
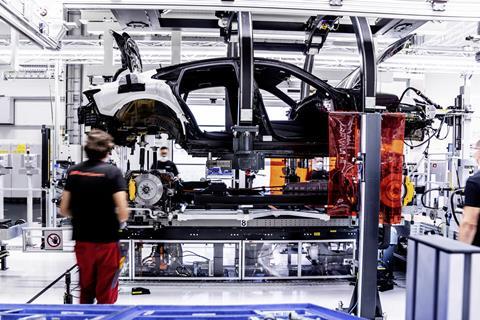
450;188;464;226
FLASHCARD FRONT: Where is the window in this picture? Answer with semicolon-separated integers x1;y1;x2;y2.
254;64;321;122
185;87;226;131
178;63;238;132
259;89;291;121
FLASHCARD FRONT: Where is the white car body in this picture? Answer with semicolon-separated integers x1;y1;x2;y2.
90;69;188;134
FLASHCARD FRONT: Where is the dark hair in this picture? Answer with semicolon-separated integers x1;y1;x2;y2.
84;129;114;161
160;146;169;151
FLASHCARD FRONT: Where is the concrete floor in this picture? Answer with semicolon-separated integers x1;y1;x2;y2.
0;249;407;319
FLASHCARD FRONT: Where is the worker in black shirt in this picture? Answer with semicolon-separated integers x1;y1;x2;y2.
151;146;179;177
460;140;480;246
309;157;329;181
60;129;128;304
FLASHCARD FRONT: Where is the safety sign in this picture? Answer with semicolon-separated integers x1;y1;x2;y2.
44;230;63;250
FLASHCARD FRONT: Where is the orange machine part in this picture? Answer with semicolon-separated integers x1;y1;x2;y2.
269;158;285;195
269;158;309;193
327;112;360;216
380;113;406;225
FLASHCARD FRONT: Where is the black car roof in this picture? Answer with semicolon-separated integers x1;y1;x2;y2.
154;57;334;92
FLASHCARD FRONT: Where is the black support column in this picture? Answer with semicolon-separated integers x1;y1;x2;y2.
350;17;382;319
232;11;263;171
41;125;51;228
238;11;254;125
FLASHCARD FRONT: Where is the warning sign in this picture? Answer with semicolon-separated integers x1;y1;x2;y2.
44;230;63;250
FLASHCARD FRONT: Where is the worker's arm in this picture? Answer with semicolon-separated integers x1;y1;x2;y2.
459;206;480;244
172;162;180;179
59;191;71;217
113;191;129;223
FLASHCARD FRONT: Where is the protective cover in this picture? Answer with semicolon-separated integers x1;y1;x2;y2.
380;113;405;225
327;112;360;216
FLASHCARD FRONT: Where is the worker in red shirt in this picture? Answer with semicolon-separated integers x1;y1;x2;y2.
60;129;128;304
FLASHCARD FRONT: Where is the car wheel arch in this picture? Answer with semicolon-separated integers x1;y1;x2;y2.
113;96;187;142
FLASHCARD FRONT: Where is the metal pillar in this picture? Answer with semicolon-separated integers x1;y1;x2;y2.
357;113;382;318
0;174;3;220
41;126;51;228
103;25;114;75
26;173;33;225
64;271;73;304
232;12;263;171
9;28;19;71
351;17;376;112
0;243;7;270
227;40;240;188
456;74;472;186
350;17;381;319
51;60;61;227
171;31;182;65
300;55;314;99
227;41;238;129
66;10;84;145
238;11;253;124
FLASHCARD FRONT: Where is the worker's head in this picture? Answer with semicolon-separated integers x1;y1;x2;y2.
312;157;324;171
473;140;480;165
84;129;114;161
159;146;169;162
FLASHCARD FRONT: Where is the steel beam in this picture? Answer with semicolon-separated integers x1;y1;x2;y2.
0;2;60;49
64;0;480;21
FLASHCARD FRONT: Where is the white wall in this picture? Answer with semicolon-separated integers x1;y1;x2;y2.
0;78;65;145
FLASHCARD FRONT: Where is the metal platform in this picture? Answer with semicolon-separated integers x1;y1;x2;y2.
119;239;355;281
0;224;23;241
0;303;362;320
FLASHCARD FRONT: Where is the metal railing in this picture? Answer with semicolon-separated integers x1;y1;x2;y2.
26;264;78;304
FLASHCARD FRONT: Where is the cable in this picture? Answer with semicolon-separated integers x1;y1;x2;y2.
399;87;441;110
450;188;464;226
404;127;436;148
399;87;416;105
180;254;210;260
420;188;444;210
181;250;210;261
436;123;450;140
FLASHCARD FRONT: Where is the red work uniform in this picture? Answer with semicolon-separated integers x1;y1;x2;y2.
64;160;127;304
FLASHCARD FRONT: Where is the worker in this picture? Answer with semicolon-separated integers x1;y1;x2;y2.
309;157;329;181
151;146;179;177
459;139;480;246
60;129;128;304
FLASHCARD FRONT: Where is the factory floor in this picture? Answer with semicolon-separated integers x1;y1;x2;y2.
0;248;407;319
